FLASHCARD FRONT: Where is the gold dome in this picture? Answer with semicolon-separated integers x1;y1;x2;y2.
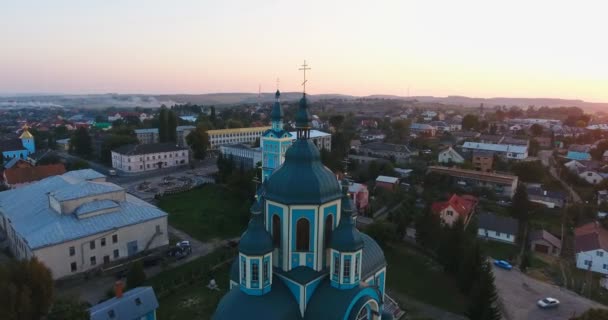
19;125;34;139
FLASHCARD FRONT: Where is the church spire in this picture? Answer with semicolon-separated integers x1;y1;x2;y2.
295;60;312;139
270;90;284;131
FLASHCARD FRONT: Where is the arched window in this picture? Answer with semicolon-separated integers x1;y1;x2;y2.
272;215;281;248
324;215;333;248
296;218;310;251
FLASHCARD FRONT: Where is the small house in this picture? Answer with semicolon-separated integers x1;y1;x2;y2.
90;284;159;320
477;212;518;244
529;230;561;256
375;176;399;192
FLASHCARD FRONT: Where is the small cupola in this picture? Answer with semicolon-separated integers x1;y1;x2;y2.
238;201;273;295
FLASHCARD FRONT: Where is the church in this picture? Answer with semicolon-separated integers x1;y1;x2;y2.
213;73;395;319
0;125;36;164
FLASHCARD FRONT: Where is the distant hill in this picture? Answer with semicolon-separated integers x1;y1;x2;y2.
0;93;606;112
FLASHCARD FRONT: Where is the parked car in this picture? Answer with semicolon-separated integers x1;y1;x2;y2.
537;297;560;309
493;260;513;270
167;241;192;259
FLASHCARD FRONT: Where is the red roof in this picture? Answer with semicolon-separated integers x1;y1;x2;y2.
3;164;66;185
575;222;608;252
431;194;478;218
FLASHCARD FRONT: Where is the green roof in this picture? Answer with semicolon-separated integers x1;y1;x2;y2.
276;266;325;285
330;195;364;252
265;139;341;205
303;280;379;320
295;94;311;129
213;279;302;320
360;233;386;279
238;202;273;256
270;90;284;122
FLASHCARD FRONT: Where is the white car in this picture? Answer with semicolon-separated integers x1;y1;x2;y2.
537;297;560;309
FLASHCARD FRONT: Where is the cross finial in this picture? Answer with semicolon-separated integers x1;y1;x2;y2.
298;60;311;94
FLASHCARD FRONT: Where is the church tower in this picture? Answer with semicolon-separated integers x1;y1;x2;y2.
19;124;35;154
261;90;292;182
237;201;273;295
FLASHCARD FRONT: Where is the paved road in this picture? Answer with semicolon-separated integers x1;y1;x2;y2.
538;150;582;204
493;265;604;320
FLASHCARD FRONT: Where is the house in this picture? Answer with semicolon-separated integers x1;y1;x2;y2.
2;163;66;189
428;166;519;198
219;144;263;169
579;170;608;185
347;154;391;168
0;170;169;279
89;284;159;320
526;186;567;208
429;121;450;133
529;230;561;256
207;127;271;149
134;128;159;144
567;145;592;161
3;158;32;169
375;176;399;191
420;110;437;121
438;147;465;164
360;130;386;142
431;194;478;227
447;120;462;132
111;143;189;173
348;182;369;213
472;151;494;172
410;123;436;137
575;222;608;274
451;131;480;142
56;138;70;151
564;160;588;173
477;212;518;244
359;142;416;163
462;142;528;160
176;125;196;147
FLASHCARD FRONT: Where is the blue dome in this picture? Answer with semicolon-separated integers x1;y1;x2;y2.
265;139;341;205
213;280;302;320
238;202;273;255
270;90;284;122
330;195;364;252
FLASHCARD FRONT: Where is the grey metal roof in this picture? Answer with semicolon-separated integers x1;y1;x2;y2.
0;171;167;249
477;212;519;235
89;286;159;320
51;181;123;201
62;169;106;181
361;233;386;279
75;200;120;217
113;143;187;155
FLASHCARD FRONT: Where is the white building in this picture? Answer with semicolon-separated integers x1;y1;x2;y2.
462;142;528;160
220;144;263;169
289;130;332;151
575;222;608;275
111;143;189;173
579;171;608;185
477;213;518;244
438;147;465;164
0;169;168;279
207;127;271;149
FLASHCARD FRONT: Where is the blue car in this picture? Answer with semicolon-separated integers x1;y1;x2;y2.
494;259;513;270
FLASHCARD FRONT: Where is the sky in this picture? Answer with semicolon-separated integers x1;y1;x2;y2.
1;0;607;101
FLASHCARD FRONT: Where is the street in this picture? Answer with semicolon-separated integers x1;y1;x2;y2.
538;150;582;204
493;265;604;320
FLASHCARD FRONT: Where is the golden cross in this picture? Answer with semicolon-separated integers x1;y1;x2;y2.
298;60;311;94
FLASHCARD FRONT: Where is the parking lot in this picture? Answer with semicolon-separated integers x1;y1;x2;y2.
493;265;605;319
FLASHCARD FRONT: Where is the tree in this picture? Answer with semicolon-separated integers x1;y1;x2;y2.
571;308;608;320
389;119;411;143
126;261;146;289
519;250;531;272
209;106;217;127
168;111;178;142
365;221;397;247
466;261;501;320
528;139;540;157
0;258;54;320
415;207;442;251
70;127;93;158
100;134;138;164
47;298;90;320
437;219;467;274
186;125;210;160
462;114;479;131
511;183;530;222
530;124;543;137
458;241;483;295
158;105;169;142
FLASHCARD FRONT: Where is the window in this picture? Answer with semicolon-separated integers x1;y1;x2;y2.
585;260;592;266
355;255;360;277
324;215;333;248
333;255;340;277
588;172;592;177
263;260;269;283
598;251;604;257
113;249;119;258
272;215;281;247
496;232;501;237
156;225;161;233
90;256;97;266
242;260;247;282
69;246;75;256
108;310;115;318
135;298;142;306
90;241;95;250
112;234;118;243
101;238;106;247
252;263;259;282
506;234;510;239
604;264;608;270
343;258;351;279
70;262;77;272
446;210;453;216
296;218;310;251
103;255;110;264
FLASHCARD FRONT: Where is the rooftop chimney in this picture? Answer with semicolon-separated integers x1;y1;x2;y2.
114;280;124;298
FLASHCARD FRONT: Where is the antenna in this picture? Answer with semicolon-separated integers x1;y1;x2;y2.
298;60;311;94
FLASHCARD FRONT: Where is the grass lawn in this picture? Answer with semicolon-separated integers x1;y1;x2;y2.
158;185;250;241
146;247;236;320
480;240;519;261
385;244;468;314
